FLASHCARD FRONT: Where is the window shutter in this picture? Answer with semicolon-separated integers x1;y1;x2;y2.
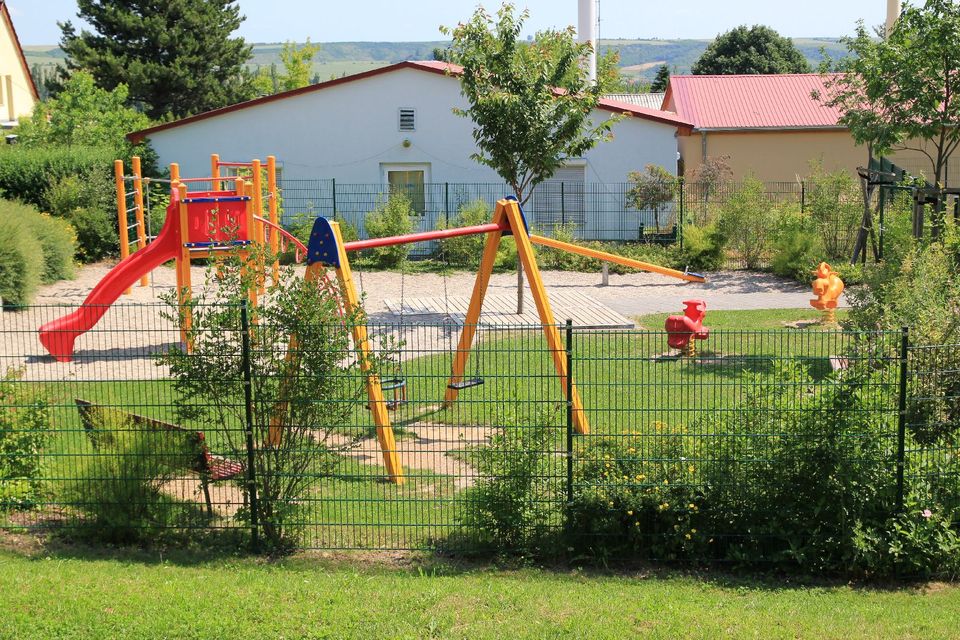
399;108;416;131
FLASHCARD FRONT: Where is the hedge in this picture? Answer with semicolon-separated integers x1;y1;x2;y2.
0;199;77;306
0;145;115;210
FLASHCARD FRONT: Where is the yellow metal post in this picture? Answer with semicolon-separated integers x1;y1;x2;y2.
505;202;590;434
267;156;280;283
131;156;148;287
210;153;220;191
176;182;193;349
328;221;404;483
114;160;132;295
251;159;266;295
170;163;180;184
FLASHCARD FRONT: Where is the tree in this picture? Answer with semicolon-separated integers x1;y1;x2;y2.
692;26;811;75
254;40;321;95
442;4;618;204
626;164;678;233
58;0;256;119
818;0;960;195
650;64;671;92
15;72;151;158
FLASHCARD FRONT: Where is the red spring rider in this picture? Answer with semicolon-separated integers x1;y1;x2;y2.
665;299;710;357
810;262;844;325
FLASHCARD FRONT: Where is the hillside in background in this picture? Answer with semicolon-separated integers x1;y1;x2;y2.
25;37;849;91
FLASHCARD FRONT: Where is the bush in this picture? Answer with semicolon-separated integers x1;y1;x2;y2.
0;369;52;511
363;192;415;268
804;162;863;260
0;145;115;211
454;410;561;555
61;412;198;544
69;207;117;263
436;199;491;269
14;207;77;284
677;223;726;272
0;214;43;307
770;209;822;282
717;177;777;269
567;424;706;560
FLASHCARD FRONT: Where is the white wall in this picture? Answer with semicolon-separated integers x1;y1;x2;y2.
146;67;679;185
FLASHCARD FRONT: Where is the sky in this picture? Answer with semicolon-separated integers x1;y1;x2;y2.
9;0;887;45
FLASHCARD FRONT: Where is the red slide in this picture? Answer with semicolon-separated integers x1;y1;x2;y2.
38;200;182;362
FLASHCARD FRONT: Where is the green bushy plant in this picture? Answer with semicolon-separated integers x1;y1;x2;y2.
717;177;777;269
454;410;561;555
770;209;822;282
0;369;52;512
435;199;491;268
0;214;43;307
68;207;117;263
804;162;862;260
62;412;198;544
0;145;115;211
677;223;726;272
363;192;415;268
567;424;706;560
14;206;77;283
536;223;593;271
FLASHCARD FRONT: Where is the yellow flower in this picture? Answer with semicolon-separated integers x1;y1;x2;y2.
691;529;697;534
663;479;669;485
608;501;614;508
628;448;636;454
689;503;696;510
688;465;695;473
685;533;692;540
635;474;645;481
627;510;634;516
634;521;640;526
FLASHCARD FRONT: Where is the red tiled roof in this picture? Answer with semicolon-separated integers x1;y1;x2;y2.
128;60;692;141
664;74;845;131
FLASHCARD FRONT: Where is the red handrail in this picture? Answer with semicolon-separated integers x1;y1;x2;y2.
254;215;307;262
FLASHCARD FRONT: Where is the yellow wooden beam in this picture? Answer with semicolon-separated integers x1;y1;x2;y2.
529;234;705;283
267;156;280;283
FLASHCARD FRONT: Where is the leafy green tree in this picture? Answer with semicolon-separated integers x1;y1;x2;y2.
255;40;321;95
626;164;678;232
692;26;811;75
442;3;617;204
818;0;960;194
650;64;670;92
58;0;256;119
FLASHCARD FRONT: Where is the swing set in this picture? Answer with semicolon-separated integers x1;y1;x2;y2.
272;196;705;484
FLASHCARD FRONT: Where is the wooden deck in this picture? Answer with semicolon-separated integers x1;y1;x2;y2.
383;290;635;329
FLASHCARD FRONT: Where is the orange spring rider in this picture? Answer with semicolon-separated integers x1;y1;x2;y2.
810;262;844;325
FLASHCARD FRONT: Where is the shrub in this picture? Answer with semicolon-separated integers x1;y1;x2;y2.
677;223;725;272
567;424;706;560
626;164;678;232
804;162;863;260
15;207;77;283
717;177;777;269
536;223;593;271
436;199;491;268
454;410;561;555
0;369;52;511
363;192;415;268
61;412;198;544
69;207;117;263
0;214;43;307
0;145;115;211
770;208;822;282
159;252;378;551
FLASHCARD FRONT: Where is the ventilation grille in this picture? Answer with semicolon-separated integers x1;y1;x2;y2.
398;108;416;131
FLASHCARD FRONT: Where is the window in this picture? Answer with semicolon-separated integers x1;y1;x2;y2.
382;163;430;215
398;108;416;131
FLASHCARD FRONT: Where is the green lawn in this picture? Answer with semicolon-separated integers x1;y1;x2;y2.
0;541;956;639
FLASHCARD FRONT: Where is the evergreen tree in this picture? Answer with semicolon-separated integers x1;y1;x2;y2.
692;25;810;75
58;0;256;119
650;64;670;92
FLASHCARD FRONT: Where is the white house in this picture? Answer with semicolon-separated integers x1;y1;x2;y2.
129;61;693;240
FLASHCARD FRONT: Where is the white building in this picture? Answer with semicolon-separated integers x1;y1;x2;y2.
129;61;693;240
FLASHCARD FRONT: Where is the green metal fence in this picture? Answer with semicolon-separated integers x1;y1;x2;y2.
2;305;957;557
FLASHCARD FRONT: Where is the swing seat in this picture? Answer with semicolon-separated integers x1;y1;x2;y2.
447;378;484;390
381;378;406;391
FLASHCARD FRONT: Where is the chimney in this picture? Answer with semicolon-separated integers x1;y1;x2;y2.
886;0;901;37
578;0;598;85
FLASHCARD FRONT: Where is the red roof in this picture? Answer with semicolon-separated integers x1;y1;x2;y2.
664;74;845;131
128;60;692;141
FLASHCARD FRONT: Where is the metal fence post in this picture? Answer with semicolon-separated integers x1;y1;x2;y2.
444;182;450;225
895;325;910;513
561;182;566;226
331;178;337;219
801;180;806;213
240;302;260;552
565;319;574;510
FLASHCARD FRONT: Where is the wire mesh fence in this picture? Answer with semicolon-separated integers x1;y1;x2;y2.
2;305;957;557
